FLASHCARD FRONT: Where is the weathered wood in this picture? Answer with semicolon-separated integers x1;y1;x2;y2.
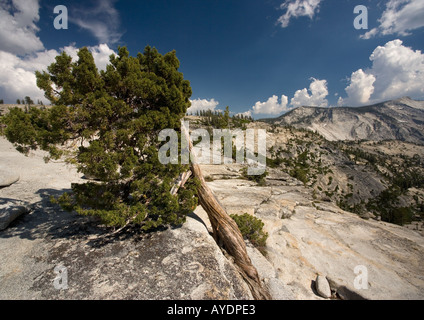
181;122;271;300
171;171;192;196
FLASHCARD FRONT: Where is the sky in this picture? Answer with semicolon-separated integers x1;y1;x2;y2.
0;0;423;119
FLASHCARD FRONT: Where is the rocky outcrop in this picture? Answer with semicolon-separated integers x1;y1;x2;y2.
315;275;331;299
0;137;260;300
0;202;30;230
266;97;424;144
201;166;424;300
0;206;254;299
0;170;20;188
0;137;293;300
1;133;424;300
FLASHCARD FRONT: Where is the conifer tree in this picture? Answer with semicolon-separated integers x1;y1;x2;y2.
1;46;197;231
24;96;34;106
0;45;270;299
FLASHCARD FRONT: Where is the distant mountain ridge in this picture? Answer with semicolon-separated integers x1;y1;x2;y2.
263;97;424;144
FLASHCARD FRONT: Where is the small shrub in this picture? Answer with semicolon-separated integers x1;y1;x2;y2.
290;167;308;184
240;167;268;186
230;213;268;254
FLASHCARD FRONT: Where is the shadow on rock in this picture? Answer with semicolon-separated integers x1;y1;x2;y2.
0;187;179;249
0;188;109;245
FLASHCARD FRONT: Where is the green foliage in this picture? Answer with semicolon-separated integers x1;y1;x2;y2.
240;167;268;186
230;213;268;252
272;147;311;185
195;106;253;129
289;157;309;184
366;186;414;225
204;175;214;182
1;46;198;231
24;96;34;105
266;155;284;168
1;105;69;156
343;146;378;166
337;142;424;221
337;199;364;214
391;169;424;190
290;167;308;184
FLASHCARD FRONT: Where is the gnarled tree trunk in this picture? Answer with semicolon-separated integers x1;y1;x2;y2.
181;123;271;300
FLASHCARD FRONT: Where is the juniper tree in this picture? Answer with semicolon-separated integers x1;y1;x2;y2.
24;96;34;106
1;46;198;231
0;45;270;299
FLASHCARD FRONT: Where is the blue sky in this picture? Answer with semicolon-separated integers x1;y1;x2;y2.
1;0;424;118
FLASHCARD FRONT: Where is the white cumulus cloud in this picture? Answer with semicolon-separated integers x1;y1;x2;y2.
291;78;329;108
340;40;424;106
0;0;44;55
0;50;45;103
236;110;252;118
361;0;424;39
0;0;118;104
277;0;323;28
252;95;289;115
187;98;220;114
370;39;424;100
241;78;329;117
0;44;116;104
339;69;376;106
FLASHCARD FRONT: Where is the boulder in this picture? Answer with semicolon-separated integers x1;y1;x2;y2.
0;171;20;188
245;242;295;300
0;208;253;300
0;205;29;230
315;275;332;299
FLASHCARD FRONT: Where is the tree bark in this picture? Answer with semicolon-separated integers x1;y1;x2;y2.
181;122;271;300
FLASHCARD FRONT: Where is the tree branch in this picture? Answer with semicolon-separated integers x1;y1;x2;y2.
181;121;271;300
